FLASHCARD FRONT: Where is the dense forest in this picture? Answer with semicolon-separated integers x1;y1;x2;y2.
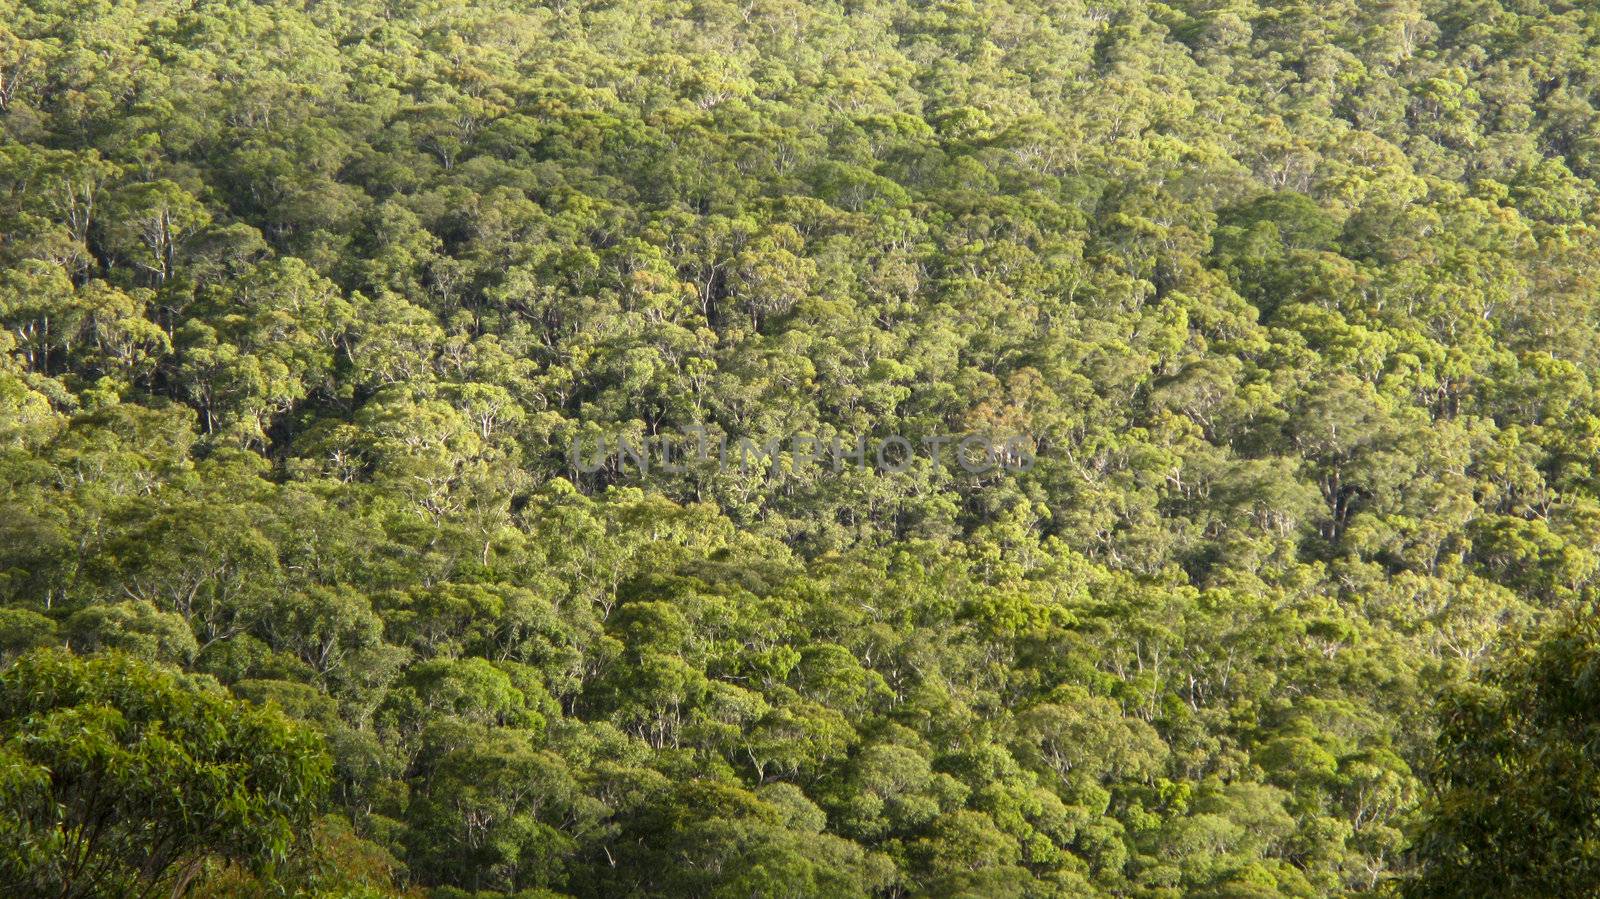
4;0;1600;895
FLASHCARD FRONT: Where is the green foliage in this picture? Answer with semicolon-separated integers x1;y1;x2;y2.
0;650;330;898
1408;608;1600;898
4;0;1600;894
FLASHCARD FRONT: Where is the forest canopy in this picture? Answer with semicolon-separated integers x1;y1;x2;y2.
5;0;1600;895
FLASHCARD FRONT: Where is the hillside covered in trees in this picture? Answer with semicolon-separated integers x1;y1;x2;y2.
5;0;1600;895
